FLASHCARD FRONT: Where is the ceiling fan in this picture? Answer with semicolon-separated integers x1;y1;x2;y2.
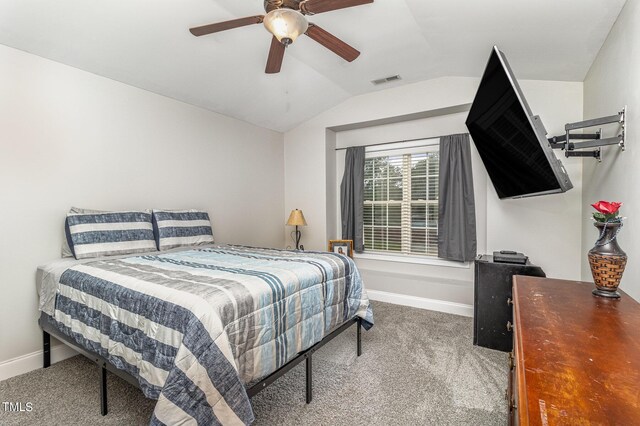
189;0;374;74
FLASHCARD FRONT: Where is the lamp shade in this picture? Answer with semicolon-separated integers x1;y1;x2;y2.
286;209;307;226
263;9;308;45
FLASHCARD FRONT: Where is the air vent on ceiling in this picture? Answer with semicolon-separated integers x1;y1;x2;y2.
371;75;402;85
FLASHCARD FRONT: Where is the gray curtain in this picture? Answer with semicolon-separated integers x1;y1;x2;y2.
340;146;365;253
438;134;477;261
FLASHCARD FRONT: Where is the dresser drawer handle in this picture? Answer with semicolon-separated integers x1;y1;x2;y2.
507;297;513;306
506;321;513;332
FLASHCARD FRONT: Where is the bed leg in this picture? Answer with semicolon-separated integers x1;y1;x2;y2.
100;363;108;416
43;330;51;368
356;318;362;357
305;354;313;404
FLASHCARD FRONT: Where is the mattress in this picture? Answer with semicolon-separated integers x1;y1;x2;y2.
36;245;373;425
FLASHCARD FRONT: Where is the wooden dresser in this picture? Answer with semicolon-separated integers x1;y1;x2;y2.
509;276;640;425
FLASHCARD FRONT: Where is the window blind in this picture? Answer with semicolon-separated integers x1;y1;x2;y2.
363;144;439;257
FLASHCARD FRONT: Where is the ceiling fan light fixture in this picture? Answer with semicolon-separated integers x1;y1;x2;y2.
263;9;309;45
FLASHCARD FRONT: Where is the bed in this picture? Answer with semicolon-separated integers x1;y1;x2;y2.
37;244;374;425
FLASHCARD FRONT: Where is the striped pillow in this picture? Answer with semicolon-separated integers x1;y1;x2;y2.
152;209;214;250
65;211;157;259
61;207;106;258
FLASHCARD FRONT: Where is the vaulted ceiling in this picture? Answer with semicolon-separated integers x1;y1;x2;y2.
0;0;626;131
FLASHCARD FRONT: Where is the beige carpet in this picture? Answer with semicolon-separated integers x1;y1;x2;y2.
0;301;507;425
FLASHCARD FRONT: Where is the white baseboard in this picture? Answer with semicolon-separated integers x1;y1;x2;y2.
367;289;474;317
0;344;78;381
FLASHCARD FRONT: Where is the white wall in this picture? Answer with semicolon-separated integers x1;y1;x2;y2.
285;76;583;306
581;0;640;301
0;44;285;368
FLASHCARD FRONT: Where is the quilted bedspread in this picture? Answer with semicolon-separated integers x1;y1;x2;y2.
38;245;373;425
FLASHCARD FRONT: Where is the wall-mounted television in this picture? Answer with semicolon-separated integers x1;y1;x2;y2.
465;46;573;199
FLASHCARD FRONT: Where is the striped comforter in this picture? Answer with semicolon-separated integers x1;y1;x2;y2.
38;245;374;425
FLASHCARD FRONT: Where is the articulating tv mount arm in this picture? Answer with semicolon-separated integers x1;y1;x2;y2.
548;106;626;161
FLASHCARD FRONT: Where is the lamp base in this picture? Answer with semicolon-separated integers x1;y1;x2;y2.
295;226;301;250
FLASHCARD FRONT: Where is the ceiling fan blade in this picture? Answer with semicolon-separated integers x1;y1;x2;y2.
189;15;264;37
301;0;373;15
265;37;286;74
306;24;360;62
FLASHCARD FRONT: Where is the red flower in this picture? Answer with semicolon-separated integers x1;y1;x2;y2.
591;201;622;215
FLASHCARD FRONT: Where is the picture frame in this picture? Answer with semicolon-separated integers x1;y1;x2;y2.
328;239;354;258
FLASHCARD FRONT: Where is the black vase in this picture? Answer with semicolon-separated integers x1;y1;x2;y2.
588;222;627;299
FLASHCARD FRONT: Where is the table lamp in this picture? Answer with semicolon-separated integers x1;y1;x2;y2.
286;209;307;250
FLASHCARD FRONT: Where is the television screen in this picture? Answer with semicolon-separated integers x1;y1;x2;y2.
465;46;573;199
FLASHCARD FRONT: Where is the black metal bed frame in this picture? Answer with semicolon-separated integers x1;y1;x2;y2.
40;314;362;417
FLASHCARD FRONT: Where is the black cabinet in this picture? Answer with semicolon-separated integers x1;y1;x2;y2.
473;254;545;352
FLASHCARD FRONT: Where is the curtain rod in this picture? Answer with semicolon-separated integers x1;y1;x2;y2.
334;133;468;151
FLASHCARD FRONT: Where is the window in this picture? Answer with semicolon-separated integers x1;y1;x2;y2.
363;143;439;257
